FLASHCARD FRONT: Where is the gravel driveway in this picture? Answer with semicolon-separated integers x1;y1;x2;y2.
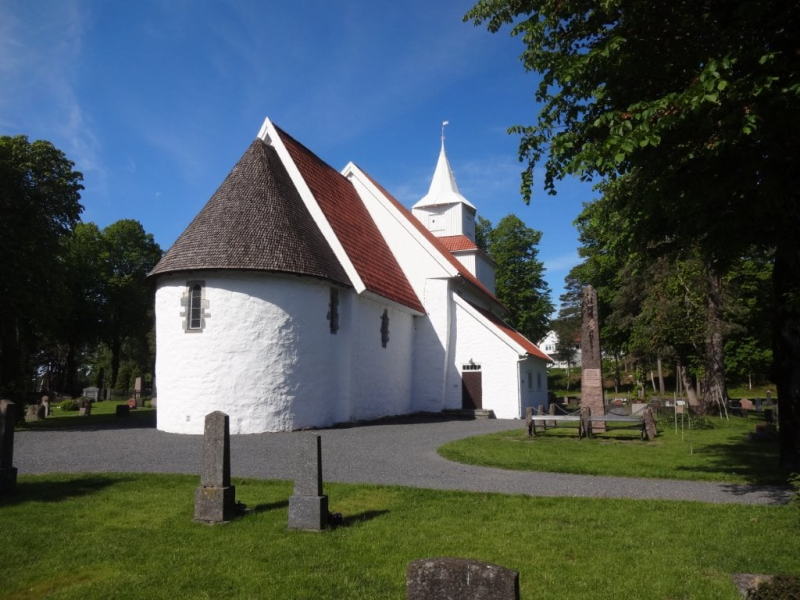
14;415;791;505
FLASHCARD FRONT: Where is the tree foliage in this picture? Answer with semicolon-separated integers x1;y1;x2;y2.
0;136;84;395
467;0;800;467
487;214;553;342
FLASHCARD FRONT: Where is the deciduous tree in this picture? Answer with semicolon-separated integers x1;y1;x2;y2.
467;0;800;468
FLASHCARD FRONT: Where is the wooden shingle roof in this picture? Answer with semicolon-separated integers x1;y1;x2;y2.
149;139;351;286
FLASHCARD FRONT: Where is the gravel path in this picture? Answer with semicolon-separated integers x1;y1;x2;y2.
14;416;791;505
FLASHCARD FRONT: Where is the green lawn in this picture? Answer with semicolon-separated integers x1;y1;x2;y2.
1;473;797;599
16;400;155;430
438;414;789;485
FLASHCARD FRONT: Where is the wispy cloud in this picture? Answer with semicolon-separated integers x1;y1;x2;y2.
0;1;106;192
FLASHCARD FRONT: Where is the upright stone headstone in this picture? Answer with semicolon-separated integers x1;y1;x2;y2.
288;434;328;531
0;400;18;494
581;285;605;432
41;395;50;417
643;407;657;441
82;387;99;402
194;411;236;523
407;558;520;600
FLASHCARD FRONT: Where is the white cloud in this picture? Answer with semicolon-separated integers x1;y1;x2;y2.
0;1;106;191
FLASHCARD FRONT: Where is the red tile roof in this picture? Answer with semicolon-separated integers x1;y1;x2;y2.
468;302;552;362
358;169;501;305
438;235;478;252
277;128;424;314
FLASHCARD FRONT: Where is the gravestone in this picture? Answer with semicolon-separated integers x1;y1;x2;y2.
288;434;328;531
0;400;18;494
407;558;520;600
754;397;763;411
581;285;605;432
26;403;45;421
194;411;236;523
41;395;50;417
643;407;657;441
134;377;143;406
79;398;92;417
82;387;99;402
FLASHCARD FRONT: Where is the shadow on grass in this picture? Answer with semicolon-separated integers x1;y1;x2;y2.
0;475;132;507
335;509;390;528
672;437;786;485
250;499;290;513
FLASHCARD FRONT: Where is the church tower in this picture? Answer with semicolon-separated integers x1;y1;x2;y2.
412;123;495;294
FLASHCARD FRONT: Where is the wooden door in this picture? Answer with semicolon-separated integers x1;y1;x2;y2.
462;371;483;409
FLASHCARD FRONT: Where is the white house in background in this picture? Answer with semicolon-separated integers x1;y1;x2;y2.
149;118;552;434
539;330;582;369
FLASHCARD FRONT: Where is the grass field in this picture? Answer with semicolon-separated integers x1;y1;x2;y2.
16;400;156;430
1;473;798;600
438;414;789;485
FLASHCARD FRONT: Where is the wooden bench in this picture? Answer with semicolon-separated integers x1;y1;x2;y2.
525;408;656;440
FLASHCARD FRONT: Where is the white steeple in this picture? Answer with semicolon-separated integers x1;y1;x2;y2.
412;125;476;211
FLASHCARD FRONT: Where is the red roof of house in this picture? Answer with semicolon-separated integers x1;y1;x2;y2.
277;128;424;314
468;302;552;362
358;170;501;304
438;235;478;252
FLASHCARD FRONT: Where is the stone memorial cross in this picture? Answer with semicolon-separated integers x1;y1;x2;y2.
581;285;605;431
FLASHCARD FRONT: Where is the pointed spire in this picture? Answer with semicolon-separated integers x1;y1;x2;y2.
412;123;475;210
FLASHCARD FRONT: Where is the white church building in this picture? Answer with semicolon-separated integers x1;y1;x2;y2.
149;118;552;434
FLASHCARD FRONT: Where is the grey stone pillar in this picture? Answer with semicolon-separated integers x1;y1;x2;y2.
0;400;18;494
288;434;328;531
581;285;606;431
194;411;236;523
407;558;520;600
643;407;657;441
525;406;534;437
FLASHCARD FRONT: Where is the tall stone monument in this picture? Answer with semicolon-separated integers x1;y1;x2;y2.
581;285;605;431
288;434;328;531
0;400;18;494
194;411;236;523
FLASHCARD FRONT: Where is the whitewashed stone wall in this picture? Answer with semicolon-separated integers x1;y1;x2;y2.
348;297;414;422
155;271;346;434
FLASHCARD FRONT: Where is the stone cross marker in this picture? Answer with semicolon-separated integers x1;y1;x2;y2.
0;400;18;494
407;558;520;600
288;434;328;531
581;285;605;432
194;411;236;523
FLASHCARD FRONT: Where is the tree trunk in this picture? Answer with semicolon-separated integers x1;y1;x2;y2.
678;363;699;407
773;242;800;470
657;355;665;395
110;337;121;391
703;263;728;414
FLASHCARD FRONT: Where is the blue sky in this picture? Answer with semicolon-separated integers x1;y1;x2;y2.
1;0;596;306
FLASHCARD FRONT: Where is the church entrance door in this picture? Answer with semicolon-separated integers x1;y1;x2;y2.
461;369;483;410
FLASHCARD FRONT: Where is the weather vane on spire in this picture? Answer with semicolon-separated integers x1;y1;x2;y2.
441;120;449;143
